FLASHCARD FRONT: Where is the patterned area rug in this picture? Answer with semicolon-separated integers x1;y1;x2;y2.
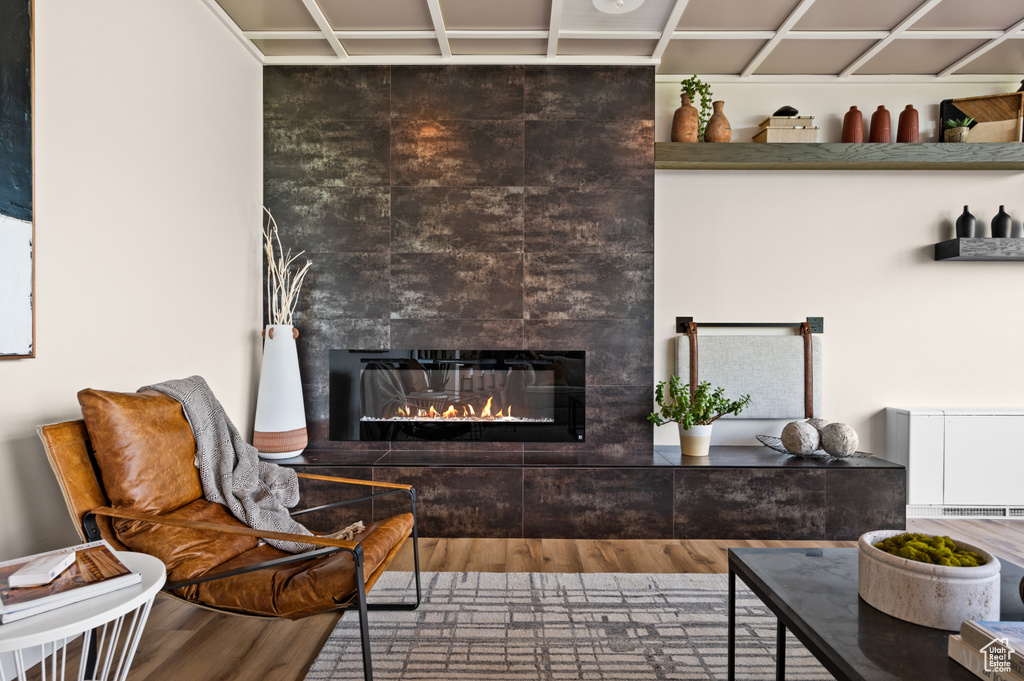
304;572;834;681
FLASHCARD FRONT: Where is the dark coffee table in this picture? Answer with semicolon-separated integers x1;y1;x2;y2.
728;547;1024;681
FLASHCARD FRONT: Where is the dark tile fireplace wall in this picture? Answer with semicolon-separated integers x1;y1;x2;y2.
264;65;655;453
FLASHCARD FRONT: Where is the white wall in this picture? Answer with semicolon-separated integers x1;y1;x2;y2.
0;0;263;560
654;79;1024;455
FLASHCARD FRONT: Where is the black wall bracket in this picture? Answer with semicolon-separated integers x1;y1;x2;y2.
676;316;824;334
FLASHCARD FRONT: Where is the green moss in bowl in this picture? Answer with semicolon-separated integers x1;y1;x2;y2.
872;532;986;567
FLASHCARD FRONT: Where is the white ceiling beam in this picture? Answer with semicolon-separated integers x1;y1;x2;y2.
200;0;265;64
559;30;663;40
652;0;692;61
654;72;1021;83
244;28;1012;43
938;15;1024;77
265;54;659;66
425;0;452;59
740;0;820;77
448;30;549;40
298;0;348;58
838;0;943;77
548;0;564;58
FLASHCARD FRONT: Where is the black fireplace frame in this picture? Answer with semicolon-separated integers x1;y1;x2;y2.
329;349;586;443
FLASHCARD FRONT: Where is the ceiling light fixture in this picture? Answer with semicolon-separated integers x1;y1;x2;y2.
592;0;647;14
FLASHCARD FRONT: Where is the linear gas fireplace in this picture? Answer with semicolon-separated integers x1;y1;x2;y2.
329;349;585;443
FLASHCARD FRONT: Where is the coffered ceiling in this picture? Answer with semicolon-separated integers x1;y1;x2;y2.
205;0;1024;81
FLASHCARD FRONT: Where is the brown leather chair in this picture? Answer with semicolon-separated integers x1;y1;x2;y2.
38;388;420;681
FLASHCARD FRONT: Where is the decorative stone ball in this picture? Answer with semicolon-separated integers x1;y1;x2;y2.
773;105;799;116
781;421;820;454
805;418;829;438
821;422;859;457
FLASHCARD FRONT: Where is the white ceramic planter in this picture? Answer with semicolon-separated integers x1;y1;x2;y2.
254;324;307;459
678;423;713;457
858;529;1000;631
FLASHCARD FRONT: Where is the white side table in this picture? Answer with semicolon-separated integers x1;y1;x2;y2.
0;552;166;681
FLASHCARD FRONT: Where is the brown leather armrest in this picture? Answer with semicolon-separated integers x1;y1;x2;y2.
295;473;413;491
90;506;359;550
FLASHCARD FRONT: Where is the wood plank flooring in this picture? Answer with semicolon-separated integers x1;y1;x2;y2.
53;519;1024;681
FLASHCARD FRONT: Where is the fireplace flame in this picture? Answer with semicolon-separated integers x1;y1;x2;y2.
370;395;540;423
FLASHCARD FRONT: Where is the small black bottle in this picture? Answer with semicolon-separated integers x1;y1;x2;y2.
955;206;976;238
991;205;1012;238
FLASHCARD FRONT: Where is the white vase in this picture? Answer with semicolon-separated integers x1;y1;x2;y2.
254;324;307;459
678;423;713;457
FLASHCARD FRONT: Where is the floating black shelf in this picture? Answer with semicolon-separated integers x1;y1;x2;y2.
935;238;1024;261
655;142;1024;170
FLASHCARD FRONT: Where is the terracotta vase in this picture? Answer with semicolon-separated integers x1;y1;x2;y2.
671;93;700;143
869;105;891;143
896;105;919;143
841;106;863;143
703;101;731;143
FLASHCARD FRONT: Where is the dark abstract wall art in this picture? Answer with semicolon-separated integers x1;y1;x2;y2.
0;0;34;358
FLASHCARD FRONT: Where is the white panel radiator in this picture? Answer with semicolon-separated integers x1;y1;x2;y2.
886;408;1024;518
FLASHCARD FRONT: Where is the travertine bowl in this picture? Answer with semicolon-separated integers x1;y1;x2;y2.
858;529;1001;631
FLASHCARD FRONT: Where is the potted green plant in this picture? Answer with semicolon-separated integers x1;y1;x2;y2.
943;117;974;143
679;75;713;140
648;377;751;457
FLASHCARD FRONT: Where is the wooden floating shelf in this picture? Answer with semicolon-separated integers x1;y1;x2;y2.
655;142;1024;170
935;238;1024;261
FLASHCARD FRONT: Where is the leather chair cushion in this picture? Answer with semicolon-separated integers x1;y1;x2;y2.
195;512;415;619
114;498;260;601
78;388;203;515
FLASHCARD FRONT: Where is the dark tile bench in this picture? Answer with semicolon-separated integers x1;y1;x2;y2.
284;446;906;541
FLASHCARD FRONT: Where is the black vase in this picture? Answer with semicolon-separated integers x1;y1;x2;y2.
955;206;976;238
991;205;1012;238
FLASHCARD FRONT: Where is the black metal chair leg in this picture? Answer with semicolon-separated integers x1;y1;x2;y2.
354;549;373;681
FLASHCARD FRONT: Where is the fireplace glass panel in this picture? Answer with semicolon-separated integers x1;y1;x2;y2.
329;350;585;442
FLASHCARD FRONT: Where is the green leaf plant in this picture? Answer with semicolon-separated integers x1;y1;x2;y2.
679;75;713;140
648;377;752;431
943;117;974;129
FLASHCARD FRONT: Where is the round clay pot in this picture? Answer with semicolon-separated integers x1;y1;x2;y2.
671;93;700;143
896;105;919;143
945;127;970;143
703;101;731;143
841;106;863;143
869;105;891;143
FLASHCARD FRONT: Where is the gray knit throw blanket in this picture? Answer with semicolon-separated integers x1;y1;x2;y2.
142;376;323;554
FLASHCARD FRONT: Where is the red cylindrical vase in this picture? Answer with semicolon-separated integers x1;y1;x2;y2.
841;106;863;143
896;105;919;143
869;105;891;143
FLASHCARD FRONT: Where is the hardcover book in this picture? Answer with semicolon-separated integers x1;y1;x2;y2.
960;621;1024;680
0;540;141;623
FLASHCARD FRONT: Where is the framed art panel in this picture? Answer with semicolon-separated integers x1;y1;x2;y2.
0;0;34;358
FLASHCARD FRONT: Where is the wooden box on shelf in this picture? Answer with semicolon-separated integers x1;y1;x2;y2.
753;115;818;143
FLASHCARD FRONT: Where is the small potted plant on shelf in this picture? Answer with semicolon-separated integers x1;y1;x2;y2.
648;378;751;457
943;117;974;143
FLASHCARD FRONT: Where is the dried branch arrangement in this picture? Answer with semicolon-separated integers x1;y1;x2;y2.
263;207;311;326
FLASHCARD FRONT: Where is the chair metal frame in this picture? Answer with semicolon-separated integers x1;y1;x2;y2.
71;466;419;681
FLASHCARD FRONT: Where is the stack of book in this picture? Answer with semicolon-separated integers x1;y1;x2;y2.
753;115;819;143
950;620;1024;681
0;540;141;624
